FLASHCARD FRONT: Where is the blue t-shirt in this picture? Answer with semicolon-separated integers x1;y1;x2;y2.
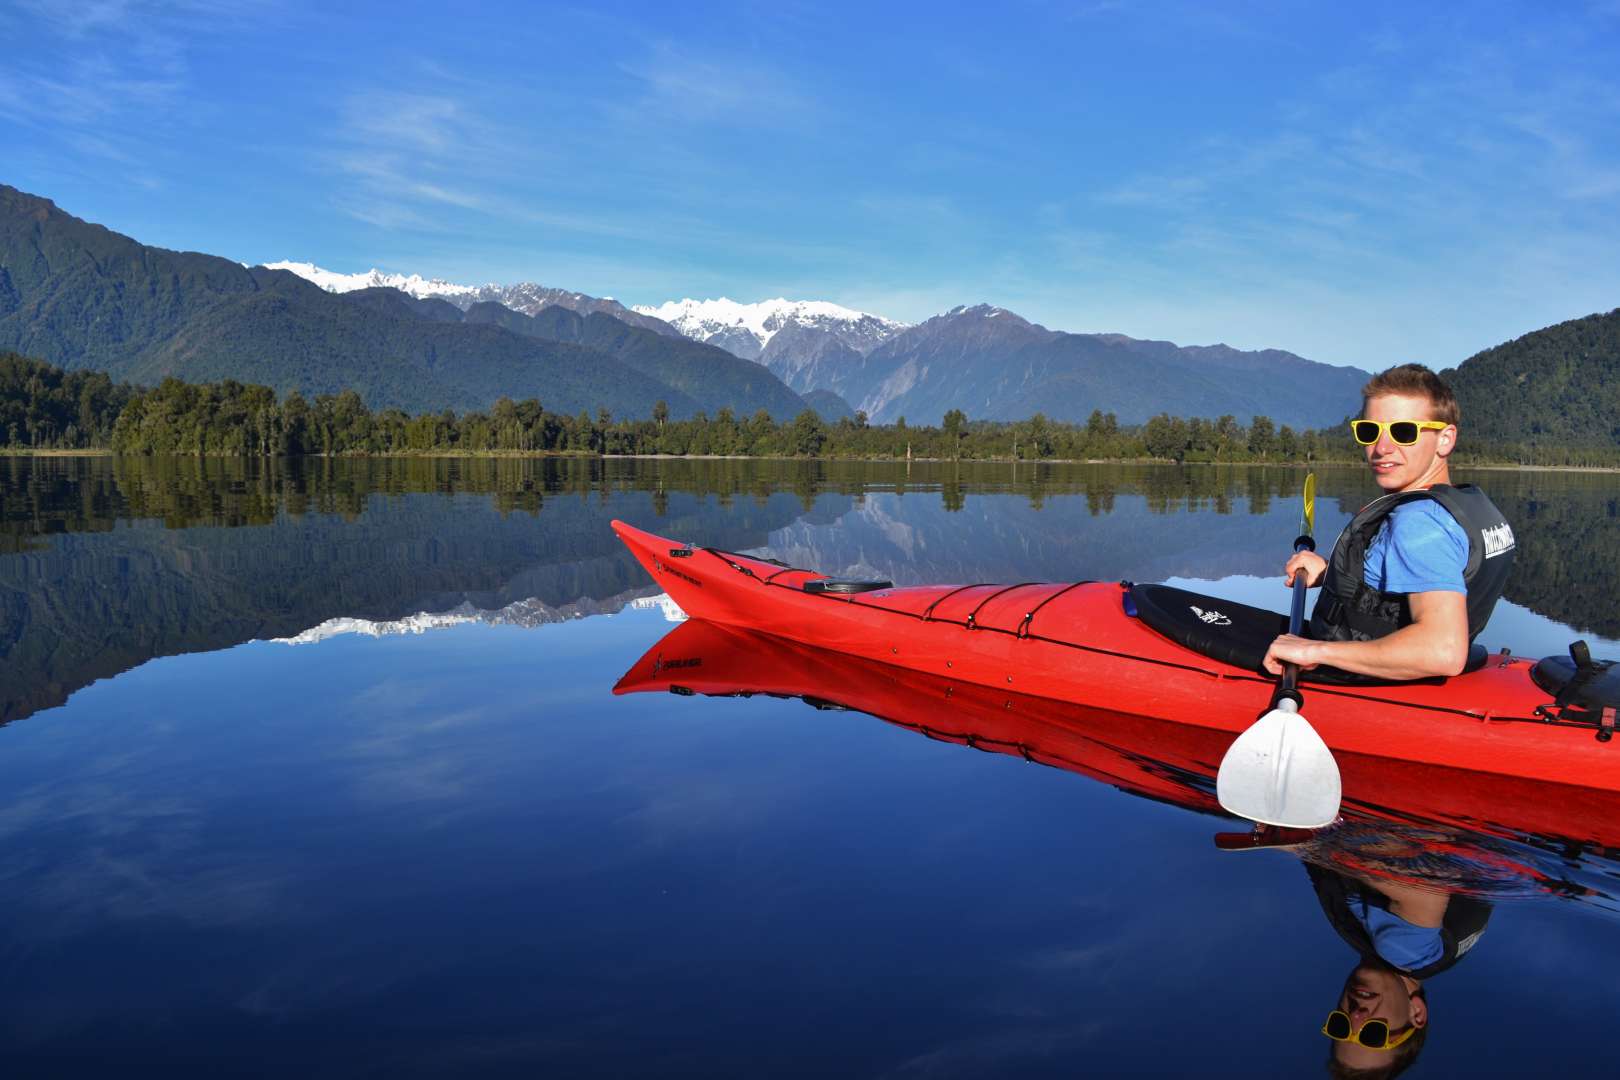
1363;500;1468;594
1345;892;1445;972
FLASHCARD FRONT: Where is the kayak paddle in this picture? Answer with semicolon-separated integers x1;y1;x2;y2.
1215;472;1343;829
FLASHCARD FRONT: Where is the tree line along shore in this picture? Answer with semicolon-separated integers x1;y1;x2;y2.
4;352;1617;467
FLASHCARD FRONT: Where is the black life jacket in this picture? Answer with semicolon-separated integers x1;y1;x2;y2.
1307;864;1491;980
1308;483;1515;644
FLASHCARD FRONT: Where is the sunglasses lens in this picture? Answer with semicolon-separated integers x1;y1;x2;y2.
1389;422;1420;444
1351;421;1380;444
1324;1012;1352;1040
1356;1020;1390;1049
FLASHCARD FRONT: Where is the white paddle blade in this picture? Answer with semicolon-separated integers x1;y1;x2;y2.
1216;705;1343;828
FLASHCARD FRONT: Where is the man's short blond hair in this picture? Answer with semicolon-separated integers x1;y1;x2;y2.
1362;364;1459;426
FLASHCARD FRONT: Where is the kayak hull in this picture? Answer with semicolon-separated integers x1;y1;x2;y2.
611;520;1619;796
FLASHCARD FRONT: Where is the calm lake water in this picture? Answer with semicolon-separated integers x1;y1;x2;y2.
2;455;1618;1077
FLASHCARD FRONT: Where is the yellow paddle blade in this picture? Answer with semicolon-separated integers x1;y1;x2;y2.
1302;472;1316;538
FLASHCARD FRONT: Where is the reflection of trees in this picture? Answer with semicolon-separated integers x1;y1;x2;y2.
0;458;1374;547
1245;469;1272;517
1490;478;1620;638
1314;468;1620;639
1085;479;1115;517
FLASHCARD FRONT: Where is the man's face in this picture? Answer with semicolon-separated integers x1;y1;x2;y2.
1330;963;1427;1070
1361;392;1455;493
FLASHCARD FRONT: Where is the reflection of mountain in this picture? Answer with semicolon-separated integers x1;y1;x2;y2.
757;486;1311;586
274;592;685;646
0;463;823;724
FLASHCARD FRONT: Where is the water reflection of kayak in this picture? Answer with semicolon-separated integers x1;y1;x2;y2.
612;520;1620;824
614;617;1620;912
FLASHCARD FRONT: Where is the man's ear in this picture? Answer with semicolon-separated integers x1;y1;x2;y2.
1409;992;1428;1029
1436;424;1457;459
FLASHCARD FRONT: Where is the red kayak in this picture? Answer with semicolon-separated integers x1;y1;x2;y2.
611;520;1620;800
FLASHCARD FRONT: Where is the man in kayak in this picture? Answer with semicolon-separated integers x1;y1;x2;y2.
1263;364;1515;681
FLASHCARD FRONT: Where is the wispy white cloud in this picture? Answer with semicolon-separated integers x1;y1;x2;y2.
1096;173;1209;210
854;193;969;227
13;0;136;36
324;89;504;230
341;91;470;158
317;60;868;274
616;42;817;129
0;0;267;183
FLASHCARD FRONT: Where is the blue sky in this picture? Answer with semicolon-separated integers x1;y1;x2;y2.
3;0;1618;369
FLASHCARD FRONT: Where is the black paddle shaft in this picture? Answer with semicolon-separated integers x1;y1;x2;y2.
1279;535;1318;702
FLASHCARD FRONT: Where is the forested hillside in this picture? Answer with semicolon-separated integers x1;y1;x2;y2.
1445;308;1620;448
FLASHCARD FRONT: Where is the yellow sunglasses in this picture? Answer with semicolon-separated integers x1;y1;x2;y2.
1321;1010;1418;1051
1348;419;1448;446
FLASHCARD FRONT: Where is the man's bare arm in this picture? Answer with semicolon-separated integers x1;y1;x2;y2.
1263;590;1470;680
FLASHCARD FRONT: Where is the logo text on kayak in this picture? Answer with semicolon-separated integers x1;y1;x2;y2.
654;558;704;587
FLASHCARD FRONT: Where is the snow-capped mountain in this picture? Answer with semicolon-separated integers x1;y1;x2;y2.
262;261;482;300
263;262;680;337
632;297;908;361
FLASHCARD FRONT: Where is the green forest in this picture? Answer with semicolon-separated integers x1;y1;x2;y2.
4;352;1619;466
1445;307;1620;449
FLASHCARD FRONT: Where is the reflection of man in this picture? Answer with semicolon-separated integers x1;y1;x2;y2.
1264;364;1516;681
1308;861;1490;1079
1222;825;1492;1077
1324;961;1428;1077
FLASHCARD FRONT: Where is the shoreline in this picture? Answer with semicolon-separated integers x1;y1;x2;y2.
4;448;1619;473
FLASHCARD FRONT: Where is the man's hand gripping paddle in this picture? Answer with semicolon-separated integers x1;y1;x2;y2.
1216;473;1343;828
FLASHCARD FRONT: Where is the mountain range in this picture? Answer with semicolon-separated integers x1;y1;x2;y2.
765;304;1375;427
27;182;1608;435
275;259;1370;427
0;186;807;419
